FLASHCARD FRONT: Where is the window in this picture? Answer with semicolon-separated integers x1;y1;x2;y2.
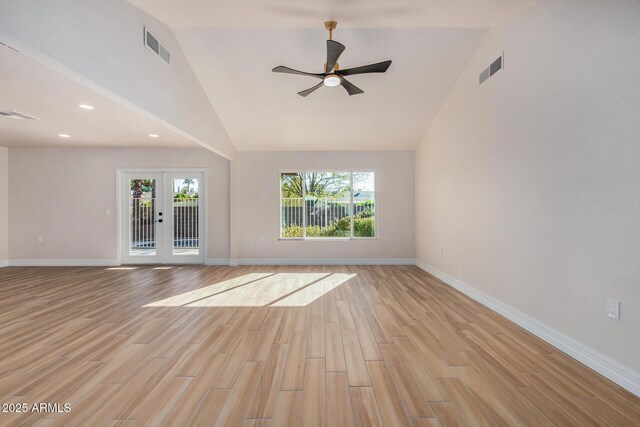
280;171;376;239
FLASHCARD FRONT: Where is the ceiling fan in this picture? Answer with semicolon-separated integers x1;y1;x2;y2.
272;21;392;97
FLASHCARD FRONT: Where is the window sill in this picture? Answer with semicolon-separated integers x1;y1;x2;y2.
278;237;378;241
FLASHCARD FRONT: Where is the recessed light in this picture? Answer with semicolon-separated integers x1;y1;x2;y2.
79;104;94;110
58;134;71;138
149;134;159;138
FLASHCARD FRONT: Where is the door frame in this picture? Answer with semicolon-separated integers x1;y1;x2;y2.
116;168;208;265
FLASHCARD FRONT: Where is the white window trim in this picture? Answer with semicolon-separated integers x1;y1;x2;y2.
278;170;378;241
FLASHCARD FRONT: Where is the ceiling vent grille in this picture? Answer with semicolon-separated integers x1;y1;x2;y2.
479;54;503;85
144;27;170;64
0;110;39;120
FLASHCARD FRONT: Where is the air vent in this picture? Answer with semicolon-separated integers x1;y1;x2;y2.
479;54;503;85
144;27;170;64
0;110;39;120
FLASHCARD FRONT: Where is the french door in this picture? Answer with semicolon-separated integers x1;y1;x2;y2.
120;170;205;264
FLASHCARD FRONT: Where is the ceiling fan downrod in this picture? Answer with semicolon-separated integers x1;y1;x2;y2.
324;21;337;41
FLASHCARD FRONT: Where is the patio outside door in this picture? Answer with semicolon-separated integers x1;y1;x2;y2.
120;170;205;264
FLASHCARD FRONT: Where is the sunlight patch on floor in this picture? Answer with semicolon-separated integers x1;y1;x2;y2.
142;272;356;307
269;273;356;307
143;272;275;307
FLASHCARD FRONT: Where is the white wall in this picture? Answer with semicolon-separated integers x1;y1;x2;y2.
0;147;8;265
235;151;414;262
415;0;640;372
8;147;230;262
0;0;236;159
6;148;413;264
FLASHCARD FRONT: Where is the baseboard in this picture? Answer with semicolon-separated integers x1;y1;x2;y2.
414;259;640;397
233;257;416;266
8;259;120;267
6;257;414;268
205;258;231;266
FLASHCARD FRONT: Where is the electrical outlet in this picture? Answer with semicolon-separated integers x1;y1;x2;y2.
36;235;44;244
607;298;620;320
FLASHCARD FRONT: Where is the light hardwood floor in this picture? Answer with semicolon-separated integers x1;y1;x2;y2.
0;265;638;426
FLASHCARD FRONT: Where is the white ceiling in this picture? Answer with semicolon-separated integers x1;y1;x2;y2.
174;27;485;151
0;44;198;149
128;0;538;28
128;0;536;151
1;0;537;152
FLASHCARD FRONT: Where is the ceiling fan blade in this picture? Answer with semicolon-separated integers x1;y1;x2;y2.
272;66;324;79
326;40;345;72
340;77;364;96
297;82;324;97
338;60;392;76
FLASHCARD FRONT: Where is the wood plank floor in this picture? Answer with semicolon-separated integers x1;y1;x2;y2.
0;265;638;426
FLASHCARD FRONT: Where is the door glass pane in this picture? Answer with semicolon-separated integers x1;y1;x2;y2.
173;178;199;255
353;172;375;238
305;172;351;238
129;179;156;256
281;173;303;238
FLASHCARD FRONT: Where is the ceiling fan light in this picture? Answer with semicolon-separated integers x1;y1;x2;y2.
323;74;341;87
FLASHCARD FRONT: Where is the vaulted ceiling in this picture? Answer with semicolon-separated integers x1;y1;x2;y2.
174;27;484;151
0;0;538;153
128;0;536;151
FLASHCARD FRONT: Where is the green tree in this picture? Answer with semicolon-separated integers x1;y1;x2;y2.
182;179;194;194
130;179;155;199
281;172;366;199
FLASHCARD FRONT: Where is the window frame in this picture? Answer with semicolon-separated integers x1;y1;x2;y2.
278;169;378;241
